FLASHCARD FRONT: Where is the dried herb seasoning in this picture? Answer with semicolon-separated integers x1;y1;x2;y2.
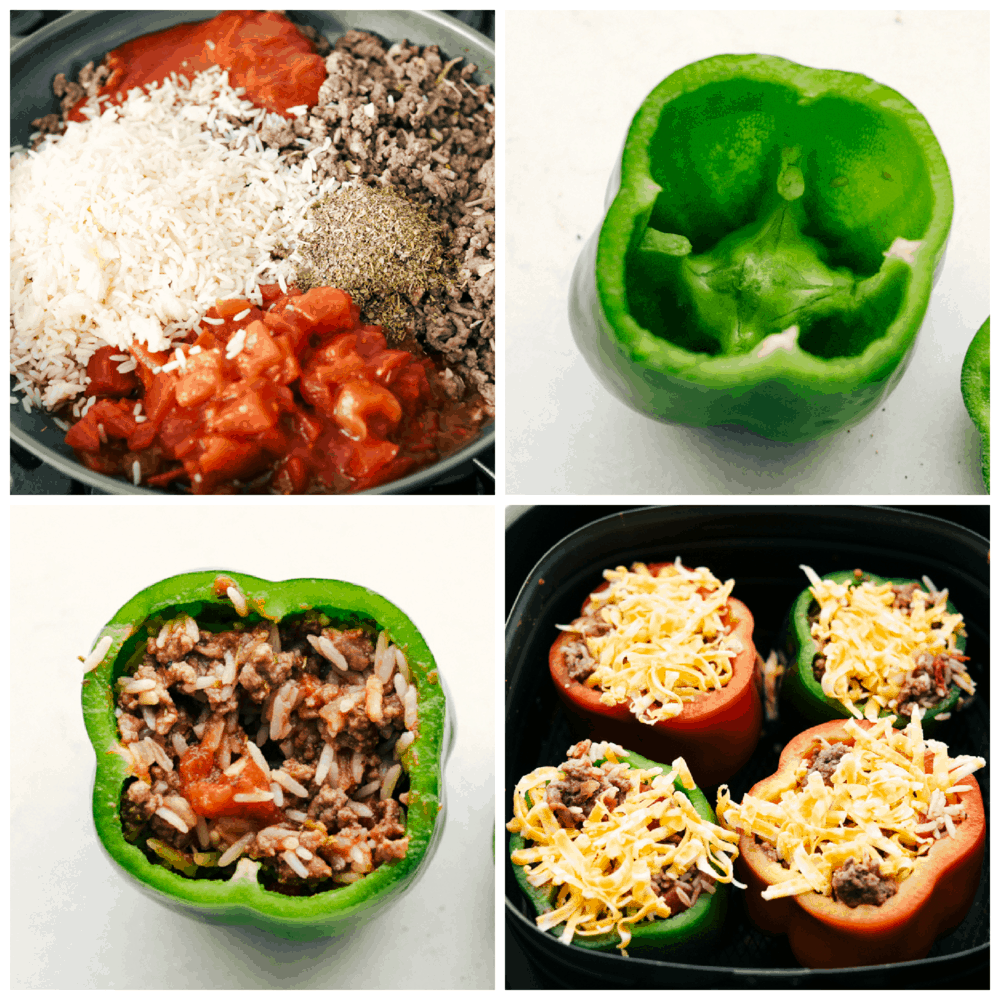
295;184;454;342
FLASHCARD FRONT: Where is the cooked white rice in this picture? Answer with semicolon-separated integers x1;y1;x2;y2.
10;65;339;412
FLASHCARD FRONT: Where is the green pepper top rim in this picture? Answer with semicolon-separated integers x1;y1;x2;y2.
81;570;447;927
596;53;954;389
508;747;728;952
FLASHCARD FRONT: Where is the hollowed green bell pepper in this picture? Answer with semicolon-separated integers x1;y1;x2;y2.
961;317;989;491
508;748;727;958
781;569;966;729
81;570;452;941
569;54;953;442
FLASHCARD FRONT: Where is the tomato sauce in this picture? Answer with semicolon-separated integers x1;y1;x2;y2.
69;10;326;121
65;285;488;494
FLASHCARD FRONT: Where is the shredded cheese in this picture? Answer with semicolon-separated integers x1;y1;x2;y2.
561;559;743;724
507;742;742;953
800;564;973;721
717;710;985;902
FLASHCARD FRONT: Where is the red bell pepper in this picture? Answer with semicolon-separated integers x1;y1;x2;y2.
548;562;761;787
732;719;985;968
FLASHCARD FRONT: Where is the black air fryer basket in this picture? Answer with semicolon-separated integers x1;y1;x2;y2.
505;506;989;988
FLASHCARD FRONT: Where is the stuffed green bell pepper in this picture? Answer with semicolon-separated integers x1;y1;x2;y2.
507;741;739;958
781;566;974;729
961;317;989;491
80;571;452;941
569;54;954;442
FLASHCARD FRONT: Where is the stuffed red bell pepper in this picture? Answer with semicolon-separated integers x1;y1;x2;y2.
549;559;761;787
716;713;986;968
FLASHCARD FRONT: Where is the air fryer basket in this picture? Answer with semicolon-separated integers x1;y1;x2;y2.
505;506;989;988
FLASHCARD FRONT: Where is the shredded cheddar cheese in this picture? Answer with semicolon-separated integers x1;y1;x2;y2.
717;710;985;902
801;564;973;721
507;742;742;953
560;559;743;724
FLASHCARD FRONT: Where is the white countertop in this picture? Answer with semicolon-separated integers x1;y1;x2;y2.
505;10;988;495
11;503;494;989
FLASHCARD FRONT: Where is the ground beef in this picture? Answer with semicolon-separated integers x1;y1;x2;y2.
544;759;630;829
896;652;954;716
567;615;612;638
891;582;919;609
812;654;826;682
563;640;595;683
651;867;718;914
325;627;374;672
805;742;850;785
754;835;790;868
831;856;897;907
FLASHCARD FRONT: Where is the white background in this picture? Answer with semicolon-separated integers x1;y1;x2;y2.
10;502;494;989
505;10;989;495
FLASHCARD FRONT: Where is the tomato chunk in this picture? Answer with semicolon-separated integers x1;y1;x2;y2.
291;286;354;334
86;346;141;397
235;321;284;380
175;351;223;408
334;380;402;441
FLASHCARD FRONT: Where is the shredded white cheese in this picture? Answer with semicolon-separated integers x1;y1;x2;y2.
717;709;985;902
800;565;973;720
507;742;742;953
565;559;742;724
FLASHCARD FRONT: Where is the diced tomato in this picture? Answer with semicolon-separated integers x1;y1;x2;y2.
311;333;357;364
366;349;413;384
235;321;283;380
65;418;101;452
94;399;137;439
175;351;224;408
179;744;283;824
86;346;141;397
289;408;324;446
143;373;177;426
61;280;478;496
127;341;173;391
157;413;201;458
290;286;354;334
270;454;309;494
215;297;253;319
145;466;189;487
333;379;403;441
348;437;399;478
307;334;366;385
206;386;276;436
127;421;158;451
194;436;264;490
393;363;431;411
262;309;299;338
258;283;285;303
270;334;301;385
354;325;387;358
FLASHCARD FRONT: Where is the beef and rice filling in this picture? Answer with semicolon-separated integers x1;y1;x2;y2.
115;609;419;891
538;743;719;918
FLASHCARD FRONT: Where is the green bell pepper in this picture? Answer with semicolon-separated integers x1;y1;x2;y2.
569;54;953;442
81;571;452;941
961;317;989;491
508;748;727;958
781;569;966;729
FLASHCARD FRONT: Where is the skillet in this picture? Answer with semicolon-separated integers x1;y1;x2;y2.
10;10;495;494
